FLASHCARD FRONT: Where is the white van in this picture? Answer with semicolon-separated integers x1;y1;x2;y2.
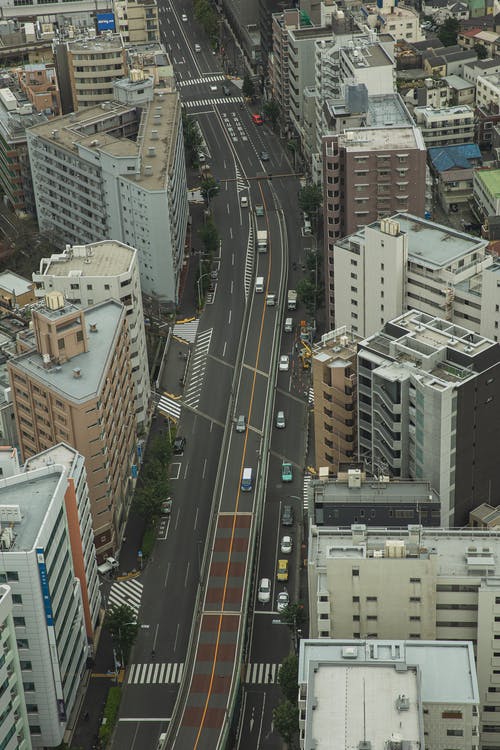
255;276;264;293
266;293;276;306
284;317;293;333
303;219;312;234
240;195;248;208
241;467;253;491
194;44;201;52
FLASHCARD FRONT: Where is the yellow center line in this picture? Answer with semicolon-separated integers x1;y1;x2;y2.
193;186;272;747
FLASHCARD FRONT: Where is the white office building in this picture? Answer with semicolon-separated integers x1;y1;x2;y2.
299;638;479;750
332;213;496;340
25;443;100;643
0;464;88;746
307;525;500;748
0;584;31;750
27;75;188;306
32;240;150;428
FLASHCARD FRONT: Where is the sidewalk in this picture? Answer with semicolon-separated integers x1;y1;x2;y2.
69;196;208;749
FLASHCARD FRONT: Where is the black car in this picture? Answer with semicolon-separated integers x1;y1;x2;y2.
222;84;230;96
173;436;186;455
282;504;294;526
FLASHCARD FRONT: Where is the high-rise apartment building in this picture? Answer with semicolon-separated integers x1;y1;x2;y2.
322;128;426;327
299;639;479;750
27;79;188;305
8;292;136;559
114;0;160;45
312;326;360;473
331;214;494;339
54;34;127;113
0;464;89;747
32;240;150;429
25;443;100;642
307;525;500;749
0;584;31;750
357;310;500;526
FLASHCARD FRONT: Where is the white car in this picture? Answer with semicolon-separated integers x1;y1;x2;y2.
258;578;271;604
277;590;289;613
210;85;217;92
181;13;187;21
280;535;293;554
279;355;289;372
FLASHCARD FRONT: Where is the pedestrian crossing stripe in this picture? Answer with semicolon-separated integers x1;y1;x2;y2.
177;74;226;87
127;662;184;685
244;663;280;684
158;396;181;420
183;328;213;409
173;318;200;344
308;387;314;405
107;578;143;618
182;96;243;109
303;474;313;512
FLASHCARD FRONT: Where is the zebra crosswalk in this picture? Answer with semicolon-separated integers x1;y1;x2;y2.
177;74;226;87
107;578;143;619
244;225;254;300
182;96;243;109
184;328;213;410
127;662;184;685
244;663;280;684
157;393;182;421
303;473;313;513
173;318;199;344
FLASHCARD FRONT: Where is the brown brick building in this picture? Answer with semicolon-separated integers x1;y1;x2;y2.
8;291;136;560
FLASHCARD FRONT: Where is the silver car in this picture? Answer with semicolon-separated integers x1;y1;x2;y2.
235;415;246;433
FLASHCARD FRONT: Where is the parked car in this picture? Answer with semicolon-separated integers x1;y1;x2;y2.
240;195;249;208
282;504;294;526
255;204;264;216
276;559;289;581
280;535;293;554
251;113;263;125
173;436;186;455
258;578;271;603
276;410;286;429
277;590;290;612
281;461;293;482
222;84;230;96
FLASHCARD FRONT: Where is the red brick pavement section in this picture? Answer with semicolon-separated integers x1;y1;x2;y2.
210;560;246;577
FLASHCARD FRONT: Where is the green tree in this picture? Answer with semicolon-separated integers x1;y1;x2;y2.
298;184;322;218
296;278;316;316
198;214;219;255
278;653;299;704
273;700;298;745
200;175;219;204
105;604;140;666
279;602;306;632
182;112;202;167
242;74;255;99
474;42;488;60
193;0;218;41
262;99;280;130
437;17;459;46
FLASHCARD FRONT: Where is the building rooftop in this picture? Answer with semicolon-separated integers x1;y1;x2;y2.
28;88;180;191
443;73;474;89
392;213;488;268
300;639;479;705
0;271;33;296
0;464;65;551
367;93;414;128
339;125;425;151
310;524;500;580
428;143;481;172
37;241;135;278
475;168;500;197
10;299;125;403
25;442;82;478
313;476;439;506
65;34;124;53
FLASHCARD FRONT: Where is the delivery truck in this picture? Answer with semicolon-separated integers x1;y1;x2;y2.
287;289;297;310
257;230;268;252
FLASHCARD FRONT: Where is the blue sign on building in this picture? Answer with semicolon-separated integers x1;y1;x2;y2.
96;12;116;31
36;548;54;627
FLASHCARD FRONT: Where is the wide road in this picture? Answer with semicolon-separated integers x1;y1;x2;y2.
112;3;312;748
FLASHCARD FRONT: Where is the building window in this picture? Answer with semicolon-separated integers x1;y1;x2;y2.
353;596;359;602
409;597;420;602
13;617;25;627
58;339;65;350
366;596;377;602
446;730;464;737
20;660;32;670
352;569;359;576
410;578;421;583
86;284;93;290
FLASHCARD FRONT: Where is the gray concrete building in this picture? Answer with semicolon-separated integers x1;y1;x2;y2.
26;76;188;306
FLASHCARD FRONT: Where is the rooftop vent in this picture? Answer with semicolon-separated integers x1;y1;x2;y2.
396;694;410;711
90;139;99;147
51;129;59;140
153;114;161;122
73;367;81;379
358;743;372;750
144;165;153;176
89;323;98;333
151;129;159;140
147;146;156;157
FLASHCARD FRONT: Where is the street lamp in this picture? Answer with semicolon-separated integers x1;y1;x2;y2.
196;272;211;311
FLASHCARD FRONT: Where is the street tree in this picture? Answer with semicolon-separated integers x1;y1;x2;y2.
194;0;218;40
278;653;299;704
298;184;322;218
273;700;299;746
296;278;316;316
200;175;219;204
262;99;280;130
105;604;140;666
199;214;219;256
182;112;202;166
242;74;255;99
